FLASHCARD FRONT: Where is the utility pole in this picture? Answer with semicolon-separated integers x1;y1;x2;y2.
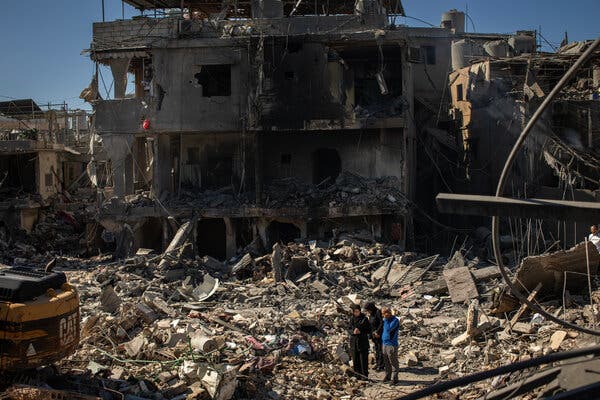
102;0;105;22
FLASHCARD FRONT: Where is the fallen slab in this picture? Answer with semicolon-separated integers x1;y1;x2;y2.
514;241;599;295
415;266;500;296
443;267;478;303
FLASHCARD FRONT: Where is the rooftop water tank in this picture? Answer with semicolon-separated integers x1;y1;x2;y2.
484;40;509;58
441;9;465;33
509;32;536;55
452;39;485;70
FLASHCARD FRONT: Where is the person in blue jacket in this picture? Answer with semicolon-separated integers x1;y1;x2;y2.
381;307;400;383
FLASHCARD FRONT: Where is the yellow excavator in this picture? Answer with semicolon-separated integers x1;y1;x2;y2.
0;261;80;371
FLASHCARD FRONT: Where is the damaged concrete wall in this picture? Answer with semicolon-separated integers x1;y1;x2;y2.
261;130;404;185
103;134;135;197
37;150;60;199
151;46;247;132
94;98;145;134
409;33;453;104
258;41;348;129
180;133;246;190
449;61;555;195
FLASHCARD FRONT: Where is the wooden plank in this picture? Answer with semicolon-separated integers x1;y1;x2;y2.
443;267;478;303
509;282;543;328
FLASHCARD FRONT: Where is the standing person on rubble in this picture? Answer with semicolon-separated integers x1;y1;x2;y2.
349;304;371;380
364;302;384;371
589;225;600;253
381;307;400;384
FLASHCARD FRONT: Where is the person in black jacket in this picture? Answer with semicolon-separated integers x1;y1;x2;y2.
364;302;384;371
349;304;371;380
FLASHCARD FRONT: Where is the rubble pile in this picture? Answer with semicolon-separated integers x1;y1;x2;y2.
158;172;409;211
20;235;596;400
0;208;88;264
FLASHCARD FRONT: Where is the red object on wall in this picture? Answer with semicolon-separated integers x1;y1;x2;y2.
142;119;150;130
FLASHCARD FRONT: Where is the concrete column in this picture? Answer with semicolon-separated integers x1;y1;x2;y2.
256;218;269;249
401;48;416;248
124;152;134;195
254;133;263;205
298;220;308;239
162;217;171;251
153;133;172;198
112;154;126;197
133;137;149;185
103;134;134;198
109;58;131;99
223;217;236;259
593;65;600;89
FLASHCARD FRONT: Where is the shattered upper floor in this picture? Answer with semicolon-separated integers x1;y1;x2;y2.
88;2;516;135
447;44;600;192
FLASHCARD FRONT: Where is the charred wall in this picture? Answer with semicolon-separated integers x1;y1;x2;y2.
261;129;404;185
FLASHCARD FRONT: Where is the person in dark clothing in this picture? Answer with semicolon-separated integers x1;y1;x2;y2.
364;302;384;371
349;304;371;380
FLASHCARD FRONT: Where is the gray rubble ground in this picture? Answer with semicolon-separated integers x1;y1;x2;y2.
25;235;596;400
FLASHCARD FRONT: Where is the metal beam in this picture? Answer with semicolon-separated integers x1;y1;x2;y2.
436;193;600;222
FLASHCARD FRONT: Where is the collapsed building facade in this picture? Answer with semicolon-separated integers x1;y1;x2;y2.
90;1;530;259
0;99;97;236
447;41;600;247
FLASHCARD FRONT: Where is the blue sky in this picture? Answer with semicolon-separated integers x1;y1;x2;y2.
0;0;598;111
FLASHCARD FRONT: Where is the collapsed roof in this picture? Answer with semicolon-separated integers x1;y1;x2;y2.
0;99;44;120
123;0;405;16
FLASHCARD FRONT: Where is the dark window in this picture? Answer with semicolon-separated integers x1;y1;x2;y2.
204;155;233;188
194;65;231;97
284;71;295;80
422;46;436;65
45;173;53;187
196;219;227;260
312;148;341;185
281;154;291;165
287;42;303;53
408;47;422;63
187;147;200;164
456;84;464;101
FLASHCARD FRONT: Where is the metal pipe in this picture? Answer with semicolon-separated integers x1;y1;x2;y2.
492;37;600;336
396;345;600;400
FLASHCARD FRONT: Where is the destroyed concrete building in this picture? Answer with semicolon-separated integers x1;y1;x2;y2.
446;40;600;248
2;3;600;400
448;41;600;195
0;99;99;236
89;1;522;258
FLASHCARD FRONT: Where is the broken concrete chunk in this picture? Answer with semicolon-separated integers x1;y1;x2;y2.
135;302;158;324
512;322;535;334
123;333;147;358
405;351;419;367
232;253;253;277
514;241;600;295
443;267;478;303
190;332;219;353
100;285;121;313
179;360;201;381
333;246;354;260
310;280;329;294
143;291;177;317
199;364;238;400
192;274;220;301
286;256;310;281
549;330;567;351
272;243;283;282
451;332;471;347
